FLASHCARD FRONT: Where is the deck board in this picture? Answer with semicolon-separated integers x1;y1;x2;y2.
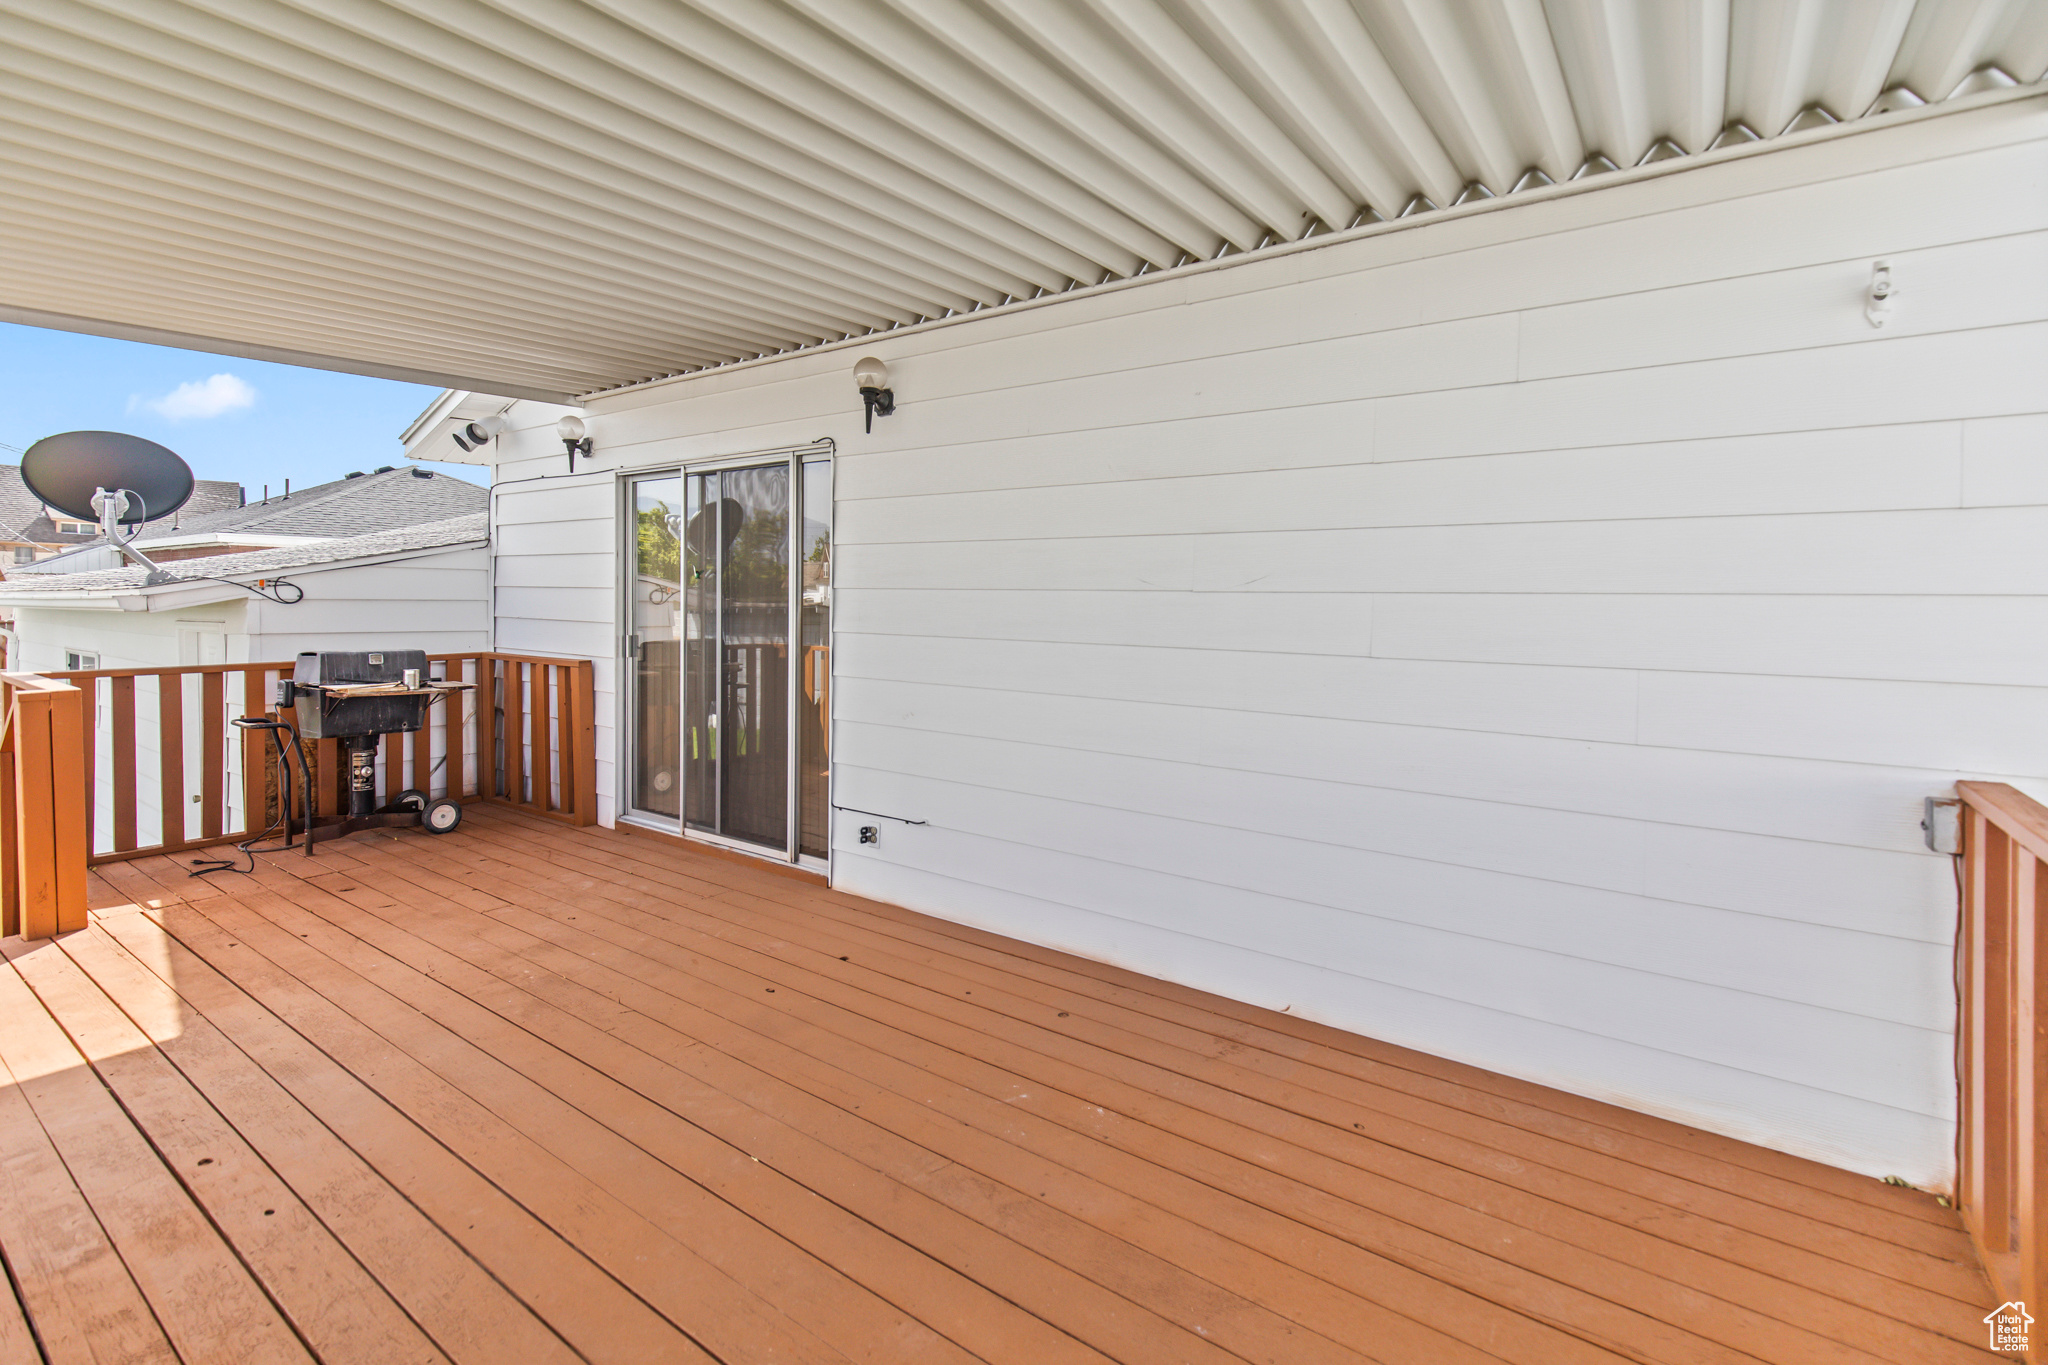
0;941;309;1365
0;804;2001;1364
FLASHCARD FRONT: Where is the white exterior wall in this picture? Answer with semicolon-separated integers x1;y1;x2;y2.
14;600;247;673
12;545;489;669
483;98;2048;1184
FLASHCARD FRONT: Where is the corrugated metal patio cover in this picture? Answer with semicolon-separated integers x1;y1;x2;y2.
4;0;2044;400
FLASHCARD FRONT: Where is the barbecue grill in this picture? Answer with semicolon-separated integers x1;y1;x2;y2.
271;649;473;846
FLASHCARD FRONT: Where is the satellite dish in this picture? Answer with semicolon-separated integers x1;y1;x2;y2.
21;431;195;525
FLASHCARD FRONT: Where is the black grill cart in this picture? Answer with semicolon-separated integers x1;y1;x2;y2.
281;649;474;847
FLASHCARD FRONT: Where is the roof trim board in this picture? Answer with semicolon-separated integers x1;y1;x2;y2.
578;77;2048;404
0;302;582;403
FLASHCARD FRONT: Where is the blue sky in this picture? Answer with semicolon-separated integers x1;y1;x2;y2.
0;322;488;495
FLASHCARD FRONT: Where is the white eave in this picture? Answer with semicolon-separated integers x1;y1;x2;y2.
0;532;489;612
133;532;327;552
3;2;2043;400
401;390;562;465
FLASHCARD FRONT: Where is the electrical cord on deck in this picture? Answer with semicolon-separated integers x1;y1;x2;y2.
191;719;312;875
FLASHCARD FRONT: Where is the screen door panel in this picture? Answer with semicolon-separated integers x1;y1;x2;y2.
714;463;790;850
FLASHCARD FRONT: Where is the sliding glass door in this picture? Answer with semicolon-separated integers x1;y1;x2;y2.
628;452;830;863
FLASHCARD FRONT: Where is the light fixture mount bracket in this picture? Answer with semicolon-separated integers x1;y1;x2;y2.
860;385;895;433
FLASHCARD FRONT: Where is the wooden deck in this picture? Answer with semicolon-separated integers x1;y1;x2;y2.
0;804;2001;1364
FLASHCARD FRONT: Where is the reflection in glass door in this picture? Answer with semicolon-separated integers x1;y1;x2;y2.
630;453;830;862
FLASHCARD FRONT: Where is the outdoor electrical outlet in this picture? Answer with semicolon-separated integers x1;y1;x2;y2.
1923;797;1961;854
860;826;878;845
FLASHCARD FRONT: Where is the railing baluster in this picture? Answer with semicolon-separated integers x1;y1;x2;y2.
445;656;467;799
158;673;184;847
202;669;225;838
80;675;96;855
241;668;269;837
534;661;554;811
482;656;499;800
111;673;137;853
507;661;526;808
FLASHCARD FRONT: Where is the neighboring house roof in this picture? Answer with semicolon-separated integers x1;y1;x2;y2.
0;512;488;603
0;463;242;547
133;465;484;543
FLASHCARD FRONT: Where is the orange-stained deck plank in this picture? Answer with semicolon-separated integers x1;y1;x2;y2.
109;880;852;1365
301;832;1641;1365
59;805;2005;1365
0;984;176;1365
55;919;583;1365
0;947;310;1365
0;1274;34;1365
392;816;1985;1365
595;811;1969;1240
475;839;1991;1351
89;866;707;1365
701;873;1982;1280
477;814;1981;1283
183;877;1035;1365
6;935;448;1365
262;844;1508;1365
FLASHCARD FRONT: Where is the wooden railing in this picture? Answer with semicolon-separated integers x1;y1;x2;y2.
0;673;88;938
1956;781;2047;1346
17;652;596;878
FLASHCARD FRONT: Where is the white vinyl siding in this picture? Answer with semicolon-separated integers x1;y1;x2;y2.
489;97;2048;1184
490;473;621;823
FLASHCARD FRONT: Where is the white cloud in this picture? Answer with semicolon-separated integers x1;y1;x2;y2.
140;373;257;420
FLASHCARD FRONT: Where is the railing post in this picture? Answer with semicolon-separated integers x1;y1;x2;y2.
2018;840;2046;1345
1;683;16;938
4;676;88;938
1956;781;2048;1356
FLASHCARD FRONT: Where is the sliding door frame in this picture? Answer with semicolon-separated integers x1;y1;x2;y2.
616;440;832;872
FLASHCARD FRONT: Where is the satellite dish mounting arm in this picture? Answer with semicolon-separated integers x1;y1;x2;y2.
95;488;177;585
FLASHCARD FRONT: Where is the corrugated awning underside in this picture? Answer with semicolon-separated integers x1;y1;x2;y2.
3;0;2044;400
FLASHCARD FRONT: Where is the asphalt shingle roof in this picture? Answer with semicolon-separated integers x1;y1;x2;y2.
135;466;484;542
0;512;488;596
0;463;242;546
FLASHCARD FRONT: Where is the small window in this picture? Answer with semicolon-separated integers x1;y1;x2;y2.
11;547;32;564
64;650;99;671
56;521;91;535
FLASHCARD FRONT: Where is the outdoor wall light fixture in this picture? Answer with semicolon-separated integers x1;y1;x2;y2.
557;414;593;471
450;413;507;453
853;355;895;433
